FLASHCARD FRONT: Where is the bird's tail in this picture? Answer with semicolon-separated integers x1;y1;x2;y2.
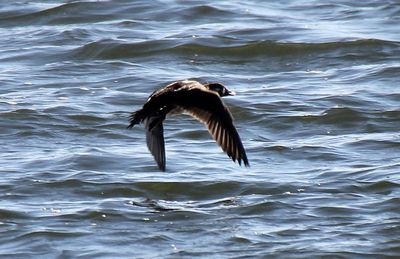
127;109;145;129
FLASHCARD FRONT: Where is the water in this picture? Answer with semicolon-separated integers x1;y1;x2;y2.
1;0;399;257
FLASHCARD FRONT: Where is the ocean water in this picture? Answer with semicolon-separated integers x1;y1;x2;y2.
0;0;399;257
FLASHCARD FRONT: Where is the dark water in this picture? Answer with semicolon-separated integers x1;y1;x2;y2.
1;0;400;257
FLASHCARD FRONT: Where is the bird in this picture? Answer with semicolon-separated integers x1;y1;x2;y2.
127;80;249;171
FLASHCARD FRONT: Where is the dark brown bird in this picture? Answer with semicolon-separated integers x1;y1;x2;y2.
128;80;249;171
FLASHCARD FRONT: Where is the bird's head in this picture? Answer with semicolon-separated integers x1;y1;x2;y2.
205;83;236;97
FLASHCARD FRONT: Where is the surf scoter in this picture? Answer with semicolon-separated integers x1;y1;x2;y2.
128;80;249;171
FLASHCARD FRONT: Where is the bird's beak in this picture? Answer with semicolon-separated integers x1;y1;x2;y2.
226;90;236;96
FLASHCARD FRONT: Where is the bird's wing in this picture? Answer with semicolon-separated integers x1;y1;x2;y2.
144;115;166;171
176;88;249;166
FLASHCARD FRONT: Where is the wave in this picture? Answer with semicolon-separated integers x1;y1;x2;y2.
0;2;113;27
70;38;400;60
0;2;237;27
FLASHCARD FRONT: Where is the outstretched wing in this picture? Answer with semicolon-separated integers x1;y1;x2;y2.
176;88;249;167
144;115;166;171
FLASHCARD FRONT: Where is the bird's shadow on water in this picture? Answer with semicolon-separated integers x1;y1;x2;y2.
128;198;177;212
127;196;239;214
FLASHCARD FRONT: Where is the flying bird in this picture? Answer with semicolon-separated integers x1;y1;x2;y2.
128;80;249;171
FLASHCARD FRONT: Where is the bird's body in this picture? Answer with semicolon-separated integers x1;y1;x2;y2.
128;80;249;171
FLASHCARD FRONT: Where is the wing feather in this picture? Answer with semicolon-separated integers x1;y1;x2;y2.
144;115;166;171
176;89;249;167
